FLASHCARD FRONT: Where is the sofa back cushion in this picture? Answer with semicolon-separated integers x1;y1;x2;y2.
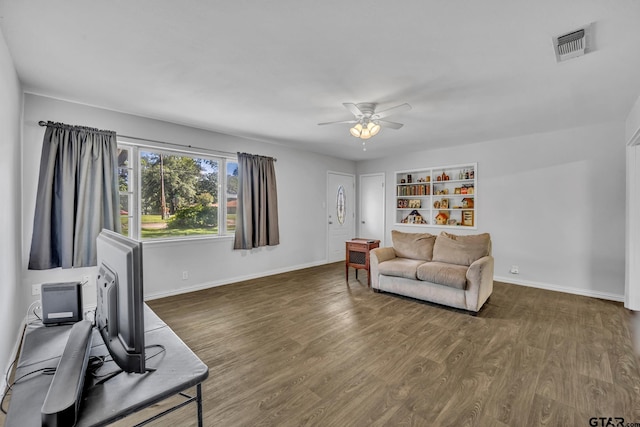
432;232;491;266
391;230;436;261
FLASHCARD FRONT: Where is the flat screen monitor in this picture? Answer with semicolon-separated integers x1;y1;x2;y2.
95;229;145;374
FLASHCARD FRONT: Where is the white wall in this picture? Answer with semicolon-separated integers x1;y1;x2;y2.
357;121;626;300
0;28;24;393
22;94;355;305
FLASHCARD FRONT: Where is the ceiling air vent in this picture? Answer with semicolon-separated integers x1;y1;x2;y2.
553;24;592;62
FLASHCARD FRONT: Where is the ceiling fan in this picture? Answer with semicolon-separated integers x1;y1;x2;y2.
318;102;412;140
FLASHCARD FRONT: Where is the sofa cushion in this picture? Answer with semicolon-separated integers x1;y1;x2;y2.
432;232;491;266
416;262;468;290
377;258;425;280
391;230;436;261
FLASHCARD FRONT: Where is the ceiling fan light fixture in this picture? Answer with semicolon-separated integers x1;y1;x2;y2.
350;123;363;137
320;101;411;145
369;122;381;136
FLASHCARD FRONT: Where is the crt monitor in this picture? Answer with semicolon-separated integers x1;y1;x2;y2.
95;229;146;373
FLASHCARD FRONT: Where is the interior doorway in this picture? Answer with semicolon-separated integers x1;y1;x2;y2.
359;173;385;245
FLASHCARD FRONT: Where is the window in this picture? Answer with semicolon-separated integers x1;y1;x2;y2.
118;143;237;240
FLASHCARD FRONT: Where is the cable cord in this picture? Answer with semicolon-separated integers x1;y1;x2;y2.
0;367;57;414
89;344;165;387
26;300;42;325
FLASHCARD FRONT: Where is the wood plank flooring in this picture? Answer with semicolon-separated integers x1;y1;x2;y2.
128;262;640;426
4;262;640;426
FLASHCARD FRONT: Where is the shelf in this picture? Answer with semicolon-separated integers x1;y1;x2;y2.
395;162;477;229
432;193;475;197
433;179;474;184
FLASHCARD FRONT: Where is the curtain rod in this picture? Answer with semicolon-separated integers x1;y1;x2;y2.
37;120;276;161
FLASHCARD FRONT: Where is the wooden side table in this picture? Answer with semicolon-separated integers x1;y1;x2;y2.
345;238;380;287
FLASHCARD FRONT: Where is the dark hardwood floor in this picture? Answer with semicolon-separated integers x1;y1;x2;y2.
3;262;639;426
123;262;640;426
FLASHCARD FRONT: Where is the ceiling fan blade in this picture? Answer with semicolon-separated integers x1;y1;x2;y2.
318;119;358;126
342;103;364;118
378;120;404;129
372;103;412;120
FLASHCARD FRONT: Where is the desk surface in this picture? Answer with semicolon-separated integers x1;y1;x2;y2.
5;305;209;427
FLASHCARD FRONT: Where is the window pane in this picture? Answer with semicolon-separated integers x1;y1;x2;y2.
119;194;130;236
226;161;238;234
140;150;220;239
117;148;132;237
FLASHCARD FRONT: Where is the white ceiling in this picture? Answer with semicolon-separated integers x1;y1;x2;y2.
1;0;640;160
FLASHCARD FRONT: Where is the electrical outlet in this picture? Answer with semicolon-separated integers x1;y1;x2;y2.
32;284;41;296
182;271;189;280
510;265;520;274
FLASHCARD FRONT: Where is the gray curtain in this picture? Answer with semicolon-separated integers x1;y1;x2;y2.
28;121;121;269
234;152;279;249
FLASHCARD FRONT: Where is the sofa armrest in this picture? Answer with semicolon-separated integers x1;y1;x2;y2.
370;247;396;289
465;255;494;312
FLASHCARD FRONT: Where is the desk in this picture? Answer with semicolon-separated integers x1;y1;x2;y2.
5;304;209;427
345;238;380;287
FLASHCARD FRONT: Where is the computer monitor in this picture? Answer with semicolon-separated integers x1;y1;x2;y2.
95;229;146;373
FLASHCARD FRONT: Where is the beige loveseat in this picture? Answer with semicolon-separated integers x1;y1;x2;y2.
370;230;494;313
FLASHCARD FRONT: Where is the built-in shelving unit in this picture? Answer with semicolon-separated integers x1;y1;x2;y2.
395;162;477;229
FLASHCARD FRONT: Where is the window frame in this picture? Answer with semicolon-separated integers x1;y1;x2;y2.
118;140;237;242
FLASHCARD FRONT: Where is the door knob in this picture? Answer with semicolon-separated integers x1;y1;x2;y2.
361;221;365;224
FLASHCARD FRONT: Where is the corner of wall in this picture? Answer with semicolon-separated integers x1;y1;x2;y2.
626;94;640;146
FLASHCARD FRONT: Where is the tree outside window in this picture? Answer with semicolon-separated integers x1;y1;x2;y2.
118;143;237;240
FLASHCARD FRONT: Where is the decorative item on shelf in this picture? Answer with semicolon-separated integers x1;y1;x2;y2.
435;211;449;225
397;199;408;208
470;169;474;179
437;175;442;182
440;198;449;209
408;199;421;208
462;210;474;226
462;198;474;208
402;210;427;224
455;188;461;194
433;200;441;209
447;219;457;225
467;186;474;194
400;178;406;183
459;170;464;180
426;175;431;182
461;187;468;194
443;188;449;194
407;174;412;183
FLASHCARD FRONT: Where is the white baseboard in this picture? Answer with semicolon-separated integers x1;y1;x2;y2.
494;275;624;302
144;260;329;301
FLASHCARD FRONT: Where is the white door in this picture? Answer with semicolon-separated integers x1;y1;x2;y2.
327;172;355;262
359;173;385;244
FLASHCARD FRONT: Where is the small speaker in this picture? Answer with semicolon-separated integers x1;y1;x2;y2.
41;282;83;326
